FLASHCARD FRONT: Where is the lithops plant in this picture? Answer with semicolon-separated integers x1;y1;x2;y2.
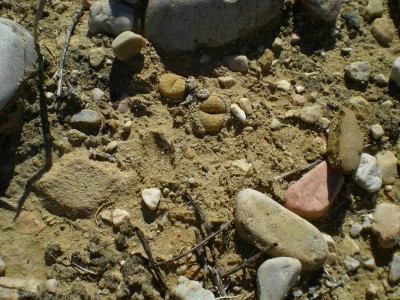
190;94;230;135
159;73;186;101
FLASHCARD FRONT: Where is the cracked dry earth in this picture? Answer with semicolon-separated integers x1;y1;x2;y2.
0;0;400;299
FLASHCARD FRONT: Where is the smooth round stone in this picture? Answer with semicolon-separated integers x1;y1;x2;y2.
144;0;284;52
345;61;371;83
370;124;384;140
112;209;130;227
230;103;246;123
238;98;253;115
343;256;360;271
371;18;395;47
376;151;398;185
299;105;321;124
354;153;382;193
371;203;400;249
276;80;291;91
112;31;147;61
389;252;400;283
159;73;186;100
88;0;134;36
141;188;161;210
270;118;283;130
342;8;360;30
391;57;400;87
71;109;101;134
365;0;383;20
224;55;249;73
105;141;118;153
218;76;237;89
299;0;343;21
0;18;37;111
257;257;301;300
89;47;105;68
173;277;215;300
235;189;328;271
326;107;364;174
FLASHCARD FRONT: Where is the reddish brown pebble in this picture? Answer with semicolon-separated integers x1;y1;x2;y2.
285;161;344;218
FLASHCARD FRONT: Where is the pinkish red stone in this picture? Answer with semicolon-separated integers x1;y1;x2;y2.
292;94;304;106
285;161;344;218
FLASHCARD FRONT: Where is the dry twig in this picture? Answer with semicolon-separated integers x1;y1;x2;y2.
272;159;322;181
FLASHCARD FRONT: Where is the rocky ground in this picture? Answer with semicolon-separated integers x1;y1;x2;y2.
0;0;400;299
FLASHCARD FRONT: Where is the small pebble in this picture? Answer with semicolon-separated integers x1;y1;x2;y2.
100;210;113;223
370;124;384;140
364;258;377;270
89;47;105;68
196;89;210;100
345;61;371;83
92;88;104;101
45;279;58;293
319;117;331;129
122;120;132;133
112;31;146;60
0;257;5;274
299;105;321;124
391;57;400;87
231;159;252;174
341;235;360;255
389;252;400;283
381;100;393;108
342;8;360;31
272;37;283;51
218;76;237;89
343;256;360;271
295;85;305;93
238;98;252;115
276;79;291;91
371;18;395;47
141;188;161;210
112;209;130;227
367;283;378;296
371;203;400;249
105;141;118;153
375;73;388;84
117;98;130;114
224;54;249;73
71;109;101;134
353;153;382;193
292;94;304;106
341;47;352;55
176;265;187;276
291;33;300;44
376;151;398;184
230;103;246;123
350;223;363;237
270;118;283;130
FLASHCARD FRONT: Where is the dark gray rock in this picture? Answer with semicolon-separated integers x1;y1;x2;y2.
0;18;37;111
144;0;284;52
71;109;101;134
299;0;342;21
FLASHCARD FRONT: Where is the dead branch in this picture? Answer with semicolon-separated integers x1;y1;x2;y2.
272;159;322;181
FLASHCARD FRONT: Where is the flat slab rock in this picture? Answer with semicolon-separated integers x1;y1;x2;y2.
257;257;301;300
33;149;136;219
145;0;284;51
285;160;344;218
235;189;328;271
326;107;364;174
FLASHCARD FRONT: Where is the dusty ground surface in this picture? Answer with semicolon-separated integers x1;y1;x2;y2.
0;0;399;299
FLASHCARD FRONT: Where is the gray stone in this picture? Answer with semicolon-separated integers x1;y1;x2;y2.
112;31;147;61
350;223;363;238
376;151;398;185
299;105;321;124
343;256;360;271
365;0;383;21
235;189;328;271
257;257;301;300
88;0;134;36
370;124;384;140
224;55;249;73
345;61;371;83
371;203;400;249
0;18;37;111
389;252;400;283
33;150;136;219
173;277;215;300
391;57;400;87
299;0;342;21
342;8;360;31
71;109;101;134
354;153;382;193
144;0;284;52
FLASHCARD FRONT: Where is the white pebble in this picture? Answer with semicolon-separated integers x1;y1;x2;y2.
344;256;360;271
354;153;382;193
112;209;130;227
370;124;384;140
230;103;246;123
350;223;363;237
269;118;283;130
367;283;378;296
45;279;58;293
276;80;291;91
141;188;161;210
92;88;104;101
364;258;377;270
295;85;305;93
122;120;132;133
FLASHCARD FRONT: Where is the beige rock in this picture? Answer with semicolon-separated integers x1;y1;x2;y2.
159;73;186;100
376;151;398;184
112;31;147;60
371;203;400;249
89;47;105;68
371;18;395;47
340;235;360;256
326;107;364;174
235;189;328;271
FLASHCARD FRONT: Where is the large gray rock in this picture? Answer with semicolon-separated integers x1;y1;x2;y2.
257;257;301;300
235;189;328;271
88;0;135;36
0;18;37;111
144;0;284;52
